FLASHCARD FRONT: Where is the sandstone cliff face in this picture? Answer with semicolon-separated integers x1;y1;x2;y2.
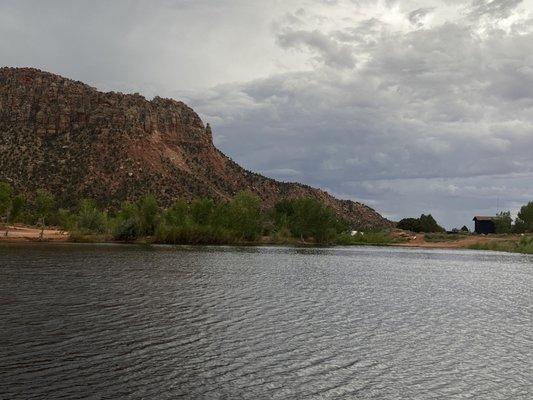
0;67;392;229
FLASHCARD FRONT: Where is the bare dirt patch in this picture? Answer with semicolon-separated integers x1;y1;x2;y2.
0;225;68;242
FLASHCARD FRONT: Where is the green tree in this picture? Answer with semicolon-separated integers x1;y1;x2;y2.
11;195;25;223
517;202;533;232
398;214;444;233
211;202;232;230
112;196;159;240
113;201;140;241
419;214;445;233
494;211;512;234
288;198;339;243
397;217;421;232
270;199;295;230
164;200;189;227
136;194;159;236
513;218;527;234
227;191;263;240
76;198;108;233
191;198;214;226
0;182;13;236
35;189;55;240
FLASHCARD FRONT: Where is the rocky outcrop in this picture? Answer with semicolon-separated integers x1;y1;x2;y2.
0;67;392;229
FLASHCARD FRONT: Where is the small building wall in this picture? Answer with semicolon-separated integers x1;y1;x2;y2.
474;219;495;234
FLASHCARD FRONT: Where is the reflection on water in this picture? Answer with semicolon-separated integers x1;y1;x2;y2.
1;244;531;399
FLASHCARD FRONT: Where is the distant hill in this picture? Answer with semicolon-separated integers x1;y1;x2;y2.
0;67;392;229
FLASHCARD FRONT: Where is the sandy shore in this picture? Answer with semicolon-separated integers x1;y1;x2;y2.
0;225;68;242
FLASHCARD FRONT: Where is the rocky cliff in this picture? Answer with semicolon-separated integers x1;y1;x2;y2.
0;67;392;229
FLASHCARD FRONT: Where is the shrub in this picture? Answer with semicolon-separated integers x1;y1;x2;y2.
113;217;139;241
513;219;527;234
336;232;394;245
112;201;140;241
57;208;76;232
76;199;108;233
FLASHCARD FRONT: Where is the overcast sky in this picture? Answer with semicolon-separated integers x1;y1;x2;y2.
2;0;533;228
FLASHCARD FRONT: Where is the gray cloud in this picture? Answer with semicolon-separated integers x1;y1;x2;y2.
277;29;356;68
183;8;533;228
468;0;523;19
0;0;283;91
407;7;435;26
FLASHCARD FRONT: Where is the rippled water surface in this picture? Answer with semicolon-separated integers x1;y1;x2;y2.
1;244;532;399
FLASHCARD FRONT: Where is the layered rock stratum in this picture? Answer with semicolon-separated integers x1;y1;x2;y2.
0;67;392;229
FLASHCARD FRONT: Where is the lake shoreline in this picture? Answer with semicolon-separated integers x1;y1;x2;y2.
2;224;531;254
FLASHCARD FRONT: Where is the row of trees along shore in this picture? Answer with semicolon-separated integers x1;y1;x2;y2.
0;182;392;245
490;210;533;234
398;208;533;235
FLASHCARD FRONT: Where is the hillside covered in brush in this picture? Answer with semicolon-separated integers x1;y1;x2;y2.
0;67;391;229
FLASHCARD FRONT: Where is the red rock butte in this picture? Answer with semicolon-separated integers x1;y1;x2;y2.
0;67;392;229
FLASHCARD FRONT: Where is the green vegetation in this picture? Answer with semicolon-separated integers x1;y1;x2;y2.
4;179;532;253
469;236;533;254
0;182;13;236
517;202;533;232
0;181;391;245
487;204;533;234
34;189;56;239
336;231;398;245
269;198;342;244
466;202;533;254
397;214;445;233
494;211;512;234
75;199;109;234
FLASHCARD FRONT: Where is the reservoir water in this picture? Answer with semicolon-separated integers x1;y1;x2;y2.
1;244;531;399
